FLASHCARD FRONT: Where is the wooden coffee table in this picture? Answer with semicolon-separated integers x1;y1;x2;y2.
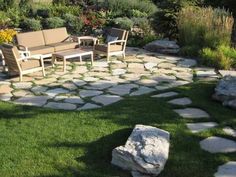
52;48;93;72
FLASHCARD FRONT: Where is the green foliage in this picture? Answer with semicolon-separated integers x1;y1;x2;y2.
36;7;51;18
200;46;233;69
179;45;201;57
128;34;160;47
0;11;10;29
6;8;21;28
0;0;16;10
63;13;83;34
49;5;81;17
130;9;148;18
20;18;42;31
113;17;134;30
44;17;65;29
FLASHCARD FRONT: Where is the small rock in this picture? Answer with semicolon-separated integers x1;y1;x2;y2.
144;40;180;54
79;90;103;98
223;127;236;138
130;86;155;96
77;103;101;110
45;88;69;97
13;82;32;89
64;96;84;104
14;96;49;107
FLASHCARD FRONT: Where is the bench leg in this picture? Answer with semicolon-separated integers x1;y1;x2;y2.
91;53;94;65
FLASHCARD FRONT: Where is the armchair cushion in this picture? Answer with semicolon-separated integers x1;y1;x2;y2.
106;35;118;43
94;44;123;52
19;59;41;70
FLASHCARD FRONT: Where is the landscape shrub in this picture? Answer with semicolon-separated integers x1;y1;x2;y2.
36;7;51;18
0;29;17;44
63;13;83;34
0;11;10;29
49;5;81;17
6;8;21;28
200;47;232;69
44;17;65;29
113;17;134;30
20;18;42;31
131;9;148;18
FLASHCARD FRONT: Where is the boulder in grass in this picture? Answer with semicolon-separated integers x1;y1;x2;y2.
144;40;180;54
111;125;170;177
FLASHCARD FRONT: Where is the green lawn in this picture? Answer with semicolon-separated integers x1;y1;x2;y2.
0;81;235;177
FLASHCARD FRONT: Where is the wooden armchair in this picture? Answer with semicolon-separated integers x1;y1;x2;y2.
1;43;45;81
94;28;129;62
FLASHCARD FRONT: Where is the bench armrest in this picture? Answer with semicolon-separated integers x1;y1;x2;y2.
108;40;126;45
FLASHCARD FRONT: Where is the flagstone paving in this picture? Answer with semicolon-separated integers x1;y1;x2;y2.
186;122;218;133
214;161;236;177
174;108;210;118
168;97;192;106
0;47;223;112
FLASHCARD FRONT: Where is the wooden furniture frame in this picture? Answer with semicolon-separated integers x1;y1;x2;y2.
52;49;94;72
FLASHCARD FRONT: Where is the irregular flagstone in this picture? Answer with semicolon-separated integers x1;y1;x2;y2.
0;84;13;94
62;82;78;90
153;68;177;75
174;108;210;118
110;62;127;69
13;82;32;89
31;86;48;94
152;92;179;98
91;94;122;106
34;78;57;85
0;93;12;101
45;88;69;97
64;96;84;104
151;74;176;82
73;79;87;87
177;59;197;67
77;103;101;110
158;62;176;69
108;84;139;96
103;76;129;83
176;72;193;81
123;73;141;81
0;81;11;85
195;68;217;77
12;90;33;97
93;61;109;67
54;95;68;101
214;161;236;177
82;76;100;82
155;85;172;91
88;80;116;90
172;67;192;73
128;63;144;69
170;80;190;87
219;70;236;77
143;57;167;64
223;127;236;138
200;136;236;153
91;67;109;72
163;55;182;62
168;97;192;106
14;96;49;106
112;69;127;76
186;122;218;133
130;86;155;96
144;62;158;70
79;89;103;98
44;102;77;110
136;79;158;87
72;66;88;74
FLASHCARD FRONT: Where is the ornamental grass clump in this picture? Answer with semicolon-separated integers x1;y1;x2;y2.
177;6;235;69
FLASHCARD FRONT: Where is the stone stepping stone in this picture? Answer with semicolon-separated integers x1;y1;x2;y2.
219;70;236;77
130;86;155;96
83;76;100;82
151;74;176;82
174;108;210;118
44;102;76;110
54;95;68;101
152;92;178;98
223;127;236;138
136;79;158;87
13;82;33;89
112;69;127;76
168;97;192;106
45;88;69;97
196;69;217;77
64;96;84;104
93;61;109;67
77;103;101;110
31;86;48;94
0;84;13;94
128;63;144;69
72;79;87;87
91;94;122;106
62;82;78;90
155;85;172;91
186;122;218;133
79;90;103;98
177;59;197;68
200;136;236;153
158;62;176;69
88;80;116;90
0;93;12;101
214;161;236;177
108;84;139;96
144;62;157;70
175;72;193;82
14;96;49;107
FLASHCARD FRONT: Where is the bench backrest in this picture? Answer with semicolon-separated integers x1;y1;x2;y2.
42;27;69;45
16;31;45;48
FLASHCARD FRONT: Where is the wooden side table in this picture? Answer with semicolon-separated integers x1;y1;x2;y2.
78;36;98;49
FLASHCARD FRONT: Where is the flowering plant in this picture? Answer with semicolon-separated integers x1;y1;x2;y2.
0;29;17;44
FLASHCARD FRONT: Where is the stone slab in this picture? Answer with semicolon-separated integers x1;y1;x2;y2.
168;97;192;106
91;94;122;106
77;103;101;110
79;90;103;98
174;108;210;118
64;96;84;104
44;102;77;110
152;92;178;98
130;86;155;96
200;136;236;153
214;161;236;177
186;122;218;133
223;127;236;138
45;88;69;97
14;96;49;107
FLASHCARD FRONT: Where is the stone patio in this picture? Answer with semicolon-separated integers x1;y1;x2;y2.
0;47;219;111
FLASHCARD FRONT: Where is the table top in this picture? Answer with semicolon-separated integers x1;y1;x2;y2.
53;48;93;58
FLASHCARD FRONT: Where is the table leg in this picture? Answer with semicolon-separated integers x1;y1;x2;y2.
79;56;82;63
63;57;66;72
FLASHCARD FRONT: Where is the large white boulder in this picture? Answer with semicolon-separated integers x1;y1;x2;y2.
111;125;170;177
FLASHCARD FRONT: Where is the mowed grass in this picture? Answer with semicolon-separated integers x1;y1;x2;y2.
0;81;235;177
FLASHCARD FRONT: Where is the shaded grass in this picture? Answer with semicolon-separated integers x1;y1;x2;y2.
0;81;235;177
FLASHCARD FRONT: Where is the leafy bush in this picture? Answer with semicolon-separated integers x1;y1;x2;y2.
131;9;148;18
44;17;65;29
128;34;160;47
6;8;21;28
49;5;81;17
36;7;51;18
113;17;134;30
0;29;17;44
63;13;83;34
20;18;42;31
200;46;234;69
0;11;10;29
